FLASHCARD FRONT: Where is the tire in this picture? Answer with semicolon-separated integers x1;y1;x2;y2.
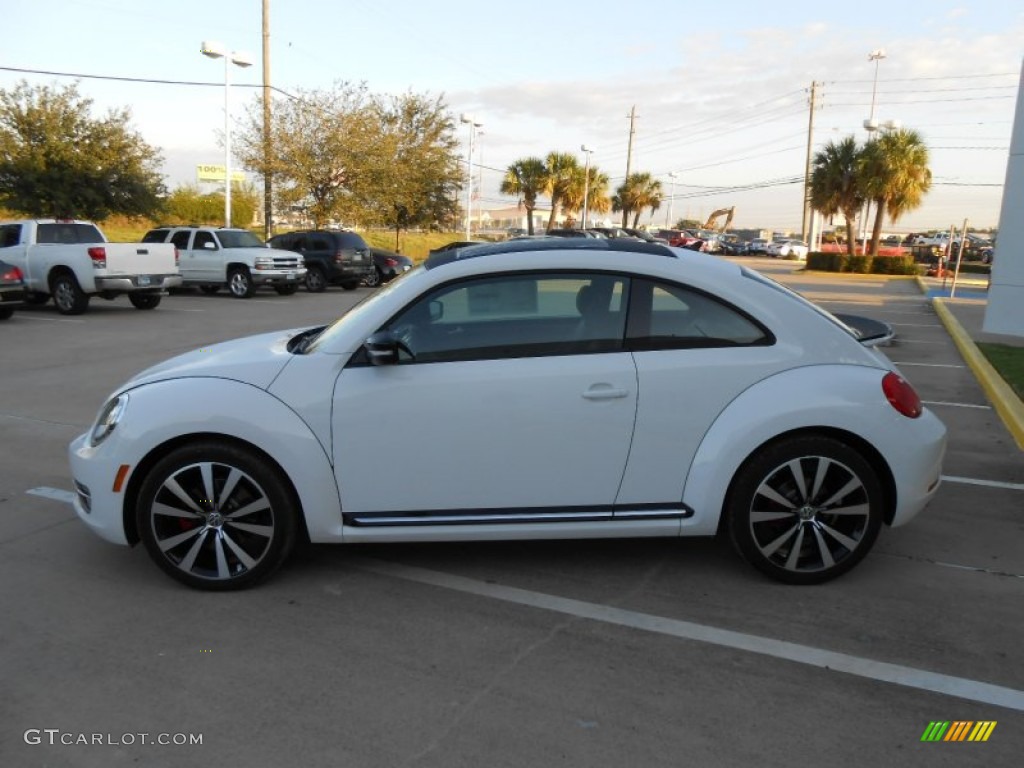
24;291;50;305
342;280;360;291
135;441;298;591
129;293;161;310
227;267;255;298
304;267;327;293
50;272;90;315
726;435;884;585
0;307;13;320
274;284;299;296
364;267;382;288
199;285;220;295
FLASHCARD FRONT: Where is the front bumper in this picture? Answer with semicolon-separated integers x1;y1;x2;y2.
68;433;131;545
94;274;183;292
252;267;307;286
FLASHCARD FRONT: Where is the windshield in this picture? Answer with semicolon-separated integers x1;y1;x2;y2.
304;264;424;353
218;230;266;249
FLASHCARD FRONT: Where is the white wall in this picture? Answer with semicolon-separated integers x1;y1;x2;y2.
984;60;1024;337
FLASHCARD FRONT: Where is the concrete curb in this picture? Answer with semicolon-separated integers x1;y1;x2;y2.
931;298;1024;451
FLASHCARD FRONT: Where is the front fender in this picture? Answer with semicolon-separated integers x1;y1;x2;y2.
113;377;342;542
681;364;910;535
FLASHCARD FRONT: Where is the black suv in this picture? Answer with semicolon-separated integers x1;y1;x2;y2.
267;230;375;292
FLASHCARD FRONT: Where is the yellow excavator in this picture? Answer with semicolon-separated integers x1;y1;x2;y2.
702;207;735;232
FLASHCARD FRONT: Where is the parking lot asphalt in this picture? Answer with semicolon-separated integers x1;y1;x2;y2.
2;263;1022;768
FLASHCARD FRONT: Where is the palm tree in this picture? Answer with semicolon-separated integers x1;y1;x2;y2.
859;129;932;256
810;137;865;257
560;165;611;227
500;157;548;235
543;152;580;231
613;173;663;228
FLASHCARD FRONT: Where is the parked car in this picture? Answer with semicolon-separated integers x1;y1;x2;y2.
588;227;636;239
0;258;26;320
428;241;486;256
623;228;668;244
767;240;809;260
266;230;373;292
143;226;304;298
69;238;945;590
368;247;414;286
547;229;604;238
720;239;750;256
749;238;770;254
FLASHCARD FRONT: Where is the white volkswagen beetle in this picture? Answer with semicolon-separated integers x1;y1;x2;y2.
69;240;946;590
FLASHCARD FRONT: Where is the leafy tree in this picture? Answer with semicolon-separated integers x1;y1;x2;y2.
543;152;580;231
500;157;548;235
859;129;931;256
560;165;611;226
613;172;663;228
810;136;865;257
0;80;165;219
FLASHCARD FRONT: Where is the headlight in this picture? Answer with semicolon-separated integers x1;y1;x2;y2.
254;256;274;270
89;393;129;447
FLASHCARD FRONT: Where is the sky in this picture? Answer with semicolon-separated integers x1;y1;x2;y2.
1;0;1021;233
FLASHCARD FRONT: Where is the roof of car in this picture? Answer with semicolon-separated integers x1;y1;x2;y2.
423;237;677;270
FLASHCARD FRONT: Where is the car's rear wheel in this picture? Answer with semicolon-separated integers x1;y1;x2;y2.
364;267;382;288
129;293;161;310
304;267;327;293
50;272;90;315
726;436;883;584
228;267;255;298
136;442;298;590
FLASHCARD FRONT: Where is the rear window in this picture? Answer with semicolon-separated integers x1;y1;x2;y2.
141;229;169;243
37;223;104;244
335;232;368;250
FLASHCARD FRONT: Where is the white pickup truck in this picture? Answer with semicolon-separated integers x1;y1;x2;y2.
141;226;305;298
0;219;181;315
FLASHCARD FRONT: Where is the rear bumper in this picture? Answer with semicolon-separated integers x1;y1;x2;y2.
94;274;183;293
0;283;26;309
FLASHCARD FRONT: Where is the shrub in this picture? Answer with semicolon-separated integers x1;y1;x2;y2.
845;255;871;273
870;255;918;275
807;252;843;271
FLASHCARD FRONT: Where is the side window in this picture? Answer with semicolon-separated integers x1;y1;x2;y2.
193;231;216;250
310;237;331;251
0;224;21;248
384;273;629;364
626;280;770;349
170;231;192;249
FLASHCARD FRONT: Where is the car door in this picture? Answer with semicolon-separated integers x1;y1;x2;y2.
190;231;220;282
332;272;638;520
615;278;787;506
170;230;199;281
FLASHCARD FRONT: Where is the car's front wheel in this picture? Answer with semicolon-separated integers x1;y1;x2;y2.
227;267;255;298
304;267;327;293
726;435;883;584
136;442;298;590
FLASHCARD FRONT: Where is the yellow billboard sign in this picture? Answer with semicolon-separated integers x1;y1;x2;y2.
197;164;247;183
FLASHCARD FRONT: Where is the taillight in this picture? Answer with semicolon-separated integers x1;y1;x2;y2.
334;251;344;264
882;372;922;418
1;265;22;281
88;246;107;269
174;247;180;267
384;258;397;267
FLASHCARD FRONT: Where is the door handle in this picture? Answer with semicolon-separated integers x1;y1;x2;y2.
582;385;628;400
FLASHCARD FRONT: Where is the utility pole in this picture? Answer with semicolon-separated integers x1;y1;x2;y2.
623;105;636;227
801;81;819;242
262;0;273;239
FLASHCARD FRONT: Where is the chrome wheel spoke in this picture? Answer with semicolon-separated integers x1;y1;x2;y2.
153;502;202;520
177;529;208;571
218;468;243;508
755;482;796;509
225;497;270;520
810;457;830;501
200;463;215;506
819;476;863;508
811;525;836;569
214;533;230;579
221;530;258;570
784;526;806;570
760;523;800;557
227;521;274;538
817;521;860;552
163;476;204;514
824;502;870;517
751;510;794;523
786;459;808;502
158;526;203;553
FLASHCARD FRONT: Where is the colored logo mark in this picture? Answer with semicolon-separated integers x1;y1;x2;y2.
921;721;996;742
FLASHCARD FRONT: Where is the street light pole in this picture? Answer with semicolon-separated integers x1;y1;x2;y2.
460;114;482;240
580;145;593;230
201;41;252;228
666;172;677;228
861;48;886;245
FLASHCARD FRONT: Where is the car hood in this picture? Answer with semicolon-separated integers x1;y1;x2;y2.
120;329;299;393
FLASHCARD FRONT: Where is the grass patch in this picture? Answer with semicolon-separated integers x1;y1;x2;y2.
977;343;1024;400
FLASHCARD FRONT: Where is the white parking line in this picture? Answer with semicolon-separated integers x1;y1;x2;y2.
922;400;991;410
26;487;77;504
352;558;1024;712
942;475;1024;491
13;315;86;324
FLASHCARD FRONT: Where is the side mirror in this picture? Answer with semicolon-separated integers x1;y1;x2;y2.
203;241;217;250
364;331;412;366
